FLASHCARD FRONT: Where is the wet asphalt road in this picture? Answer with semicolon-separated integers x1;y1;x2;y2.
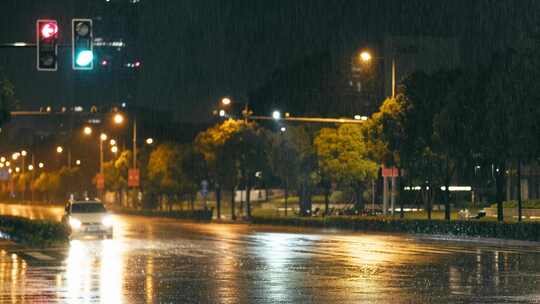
1;204;540;303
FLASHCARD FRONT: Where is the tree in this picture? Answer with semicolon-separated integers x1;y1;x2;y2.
483;48;540;221
267;129;301;216
147;144;183;210
314;124;378;212
0;70;15;126
195;119;246;219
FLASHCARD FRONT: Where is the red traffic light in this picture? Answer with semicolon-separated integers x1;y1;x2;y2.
41;22;58;39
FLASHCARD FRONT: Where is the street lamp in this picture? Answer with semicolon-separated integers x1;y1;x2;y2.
359;49;397;98
146;138;154;145
221;97;231;106
100;133;108;141
83;126;92;135
111;146;118;154
56;146;63;154
218;109;226;117
0;157;5;163
272;110;281;120
5;161;10;167
15;167;20;173
110;139;117;146
38;162;44;169
360;51;372;62
21;150;27;157
75;160;81;166
28;165;34;171
113;113;124;125
12;153;19;160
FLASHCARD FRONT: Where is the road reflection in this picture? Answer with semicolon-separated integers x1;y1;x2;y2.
1;211;540;303
64;240;125;304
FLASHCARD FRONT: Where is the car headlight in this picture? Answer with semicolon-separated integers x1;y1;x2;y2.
69;217;82;229
102;216;114;227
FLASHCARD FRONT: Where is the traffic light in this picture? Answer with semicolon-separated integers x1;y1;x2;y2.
72;19;94;70
36;20;58;71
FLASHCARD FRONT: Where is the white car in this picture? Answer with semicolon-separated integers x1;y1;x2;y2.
63;200;114;239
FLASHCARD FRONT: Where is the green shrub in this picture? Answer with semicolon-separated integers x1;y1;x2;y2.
0;216;69;245
490;200;540;209
251;216;540;242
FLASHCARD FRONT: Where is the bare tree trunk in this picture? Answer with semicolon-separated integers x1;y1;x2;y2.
495;162;506;222
517;160;522;222
324;184;330;216
231;186;236;220
216;185;221;220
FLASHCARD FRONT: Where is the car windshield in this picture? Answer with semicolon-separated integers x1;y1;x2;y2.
71;203;107;213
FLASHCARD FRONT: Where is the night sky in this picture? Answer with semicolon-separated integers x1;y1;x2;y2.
1;0;539;122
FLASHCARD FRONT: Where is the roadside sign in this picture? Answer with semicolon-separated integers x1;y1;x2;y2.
128;169;140;187
96;173;105;190
382;166;399;177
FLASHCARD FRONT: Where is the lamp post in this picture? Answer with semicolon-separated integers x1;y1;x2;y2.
359;50;396;98
360;49;399;216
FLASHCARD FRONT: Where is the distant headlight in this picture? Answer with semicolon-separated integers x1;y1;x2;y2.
102;216;114;227
69;217;82;229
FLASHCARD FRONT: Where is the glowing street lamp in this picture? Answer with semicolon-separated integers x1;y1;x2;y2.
146;138;154;145
83;126;93;135
56;146;63;154
12;153;19;160
360;51;372;62
75;160;81;166
110;139;117;146
15;167;20;173
38;162;44;169
28;165;34;171
221;97;231;106
5;161;10;167
8;169;12;174
21;150;27;157
100;133;108;141
113;113;124;124
0;157;5;163
272;110;281;120
0;163;4;168
111;146;118;154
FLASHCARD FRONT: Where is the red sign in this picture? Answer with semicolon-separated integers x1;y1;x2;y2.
382;166;399;177
128;169;140;187
96;173;105;190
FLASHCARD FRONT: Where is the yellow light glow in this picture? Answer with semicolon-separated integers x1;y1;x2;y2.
0;157;5;163
0;163;3;168
111;146;118;154
113;113;124;124
5;161;10;167
360;51;372;62
146;138;154;145
21;150;27;157
15;167;20;173
38;162;44;169
28;165;34;171
76;160;81;166
221;97;231;106
56;146;63;154
110;139;116;146
83;126;92;135
100;133;108;141
12;153;18;160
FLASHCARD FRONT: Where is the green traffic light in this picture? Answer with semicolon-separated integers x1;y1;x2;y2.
76;50;93;66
